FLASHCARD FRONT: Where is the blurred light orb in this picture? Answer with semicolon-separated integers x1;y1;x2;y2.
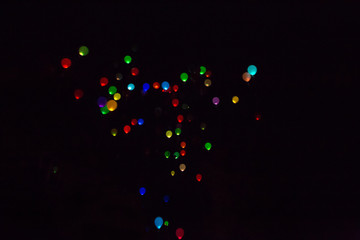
61;58;71;68
131;118;137;125
100;106;109;115
164;221;169;226
154;217;163;229
127;83;135;91
175;128;181;136
196;174;202;182
106;100;117;111
212;97;220;105
161;81;170;90
173;85;179;92
78;46;89;56
205;70;212;78
114;93;121;101
205;142;212;151
179;163;186;172
139;187;146;196
163;195;170;203
97;96;107;107
180;73;188;82
242;72;251;82
74;89;84;99
176;228;184;239
172;98;179;107
166;130;173;138
174;152;180;159
143;83;150;92
111;128;118;136
177;114;184;123
204;79;212;87
232;96;239;104
171;170;175;176
124;55;132;64
164;150;171;158
200;66;206;75
116;73;123;81
138;118;144;125
124;125;131;134
200;122;207;130
153;82;160;89
180;141;186;148
100;77;109;87
108;86;117;95
247;65;257;75
131;67;139;76
180;150;186;156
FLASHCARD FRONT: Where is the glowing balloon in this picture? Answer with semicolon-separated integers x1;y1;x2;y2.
78;46;89;56
247;65;257;75
205;70;212;78
242;72;251;82
116;73;123;81
196;174;202;182
171;170;175;176
138;118;144;125
180;150;186;156
180;73;188;82
131;67;139;76
154;217;163;229
200;66;206;75
153;82;160;89
172;99;179;107
180;141;186;148
173;85;179;92
124;125;131;134
114;93;121;101
163;195;170;203
127;83;135;91
255;113;261;121
100;77;109;87
177;114;184;123
175;128;181;136
108;86;117;95
212;97;220;105
174;152;180;159
200;122;206;130
161;81;170;90
74;89;83;99
143;83;150;92
179;163;186;172
139;187;146;196
97;97;107;107
164;221;169;226
100;106;109;115
61;58;71;68
164;150;171;158
205;142;212;151
232;96;239;104
106;100;117;111
124;55;132;64
111;128;118;136
166;130;173;138
131;118;137;125
176;228;184;239
204;79;212;87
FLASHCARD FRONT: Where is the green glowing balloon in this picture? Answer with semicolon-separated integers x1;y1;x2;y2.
124;55;132;64
205;142;212;151
164;221;169;226
165;150;171;158
79;46;89;56
174;152;180;159
180;73;188;82
175;128;181;136
108;86;117;95
200;66;206;75
100;106;109;115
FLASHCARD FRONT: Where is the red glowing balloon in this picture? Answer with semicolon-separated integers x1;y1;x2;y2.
124;125;131;134
180;150;186;157
180;141;186;148
173;84;179;92
61;58;71;69
205;70;212;78
177;114;184;123
176;228;184;240
74;89;84;99
172;98;179;107
131;118;137;125
196;174;202;182
255;113;261;121
153;82;160;89
131;67;139;76
100;77;109;87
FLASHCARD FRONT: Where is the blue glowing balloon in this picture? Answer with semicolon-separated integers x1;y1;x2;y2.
154;216;163;229
247;65;257;75
128;83;135;91
163;195;170;203
161;81;170;90
143;83;150;92
139;187;146;196
138;118;144;125
97;96;107;107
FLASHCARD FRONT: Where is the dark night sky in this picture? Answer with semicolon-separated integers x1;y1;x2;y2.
1;2;359;239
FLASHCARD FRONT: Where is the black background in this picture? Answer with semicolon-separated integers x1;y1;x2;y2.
1;2;359;239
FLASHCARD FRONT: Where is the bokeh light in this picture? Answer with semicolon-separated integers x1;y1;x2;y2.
74;89;84;99
154;217;163;229
143;83;150;92
106;100;117;111
200;66;206;75
138;118;144;125
205;70;212;78
164;221;169;226
200;122;206;130
180;73;188;82
124;55;132;64
179;163;186;172
176;228;184;239
164;150;171;158
247;65;257;75
166;130;173;138
177;114;184;123
108;86;117;95
204;79;212;87
78;46;89;56
212;97;220;105
97;97;107;107
180;150;186;156
114;93;121;101
131;118;137;125
61;58;71;68
153;82;160;89
232;96;239;104
205;142;212;151
180;141;186;148
163;195;170;203
172;99;179;107
161;81;170;90
175;128;181;136
174;152;180;159
124;125;131;134
139;187;146;196
196;174;202;182
128;83;135;91
111;128;118;136
173;84;179;92
171;170;175;176
100;106;109;115
242;72;251;82
131;67;139;76
100;77;109;87
116;73;123;81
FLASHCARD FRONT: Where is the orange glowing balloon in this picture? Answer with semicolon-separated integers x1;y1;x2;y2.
242;72;251;82
153;82;160;89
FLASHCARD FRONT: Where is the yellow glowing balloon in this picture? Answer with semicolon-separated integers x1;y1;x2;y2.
179;163;186;172
114;93;121;101
111;128;118;136
242;72;251;82
232;96;239;104
166;130;173;138
171;170;175;176
107;100;118;111
204;79;212;87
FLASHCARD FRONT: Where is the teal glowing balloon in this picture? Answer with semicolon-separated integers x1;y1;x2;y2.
154;216;163;229
128;83;135;91
247;65;257;76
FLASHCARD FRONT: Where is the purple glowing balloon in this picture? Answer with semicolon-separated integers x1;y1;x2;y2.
212;97;220;106
97;96;107;107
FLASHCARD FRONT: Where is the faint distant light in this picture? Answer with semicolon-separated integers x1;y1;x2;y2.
247;65;257;75
200;122;206;130
116;73;123;81
200;66;206;75
131;118;138;125
212;97;220;105
78;46;89;56
61;58;71;68
124;55;132;64
255;113;261;121
180;73;188;82
128;83;135;91
181;103;189;110
131;67;139;76
163;195;170;203
205;70;212;78
242;72;251;82
74;89;84;99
